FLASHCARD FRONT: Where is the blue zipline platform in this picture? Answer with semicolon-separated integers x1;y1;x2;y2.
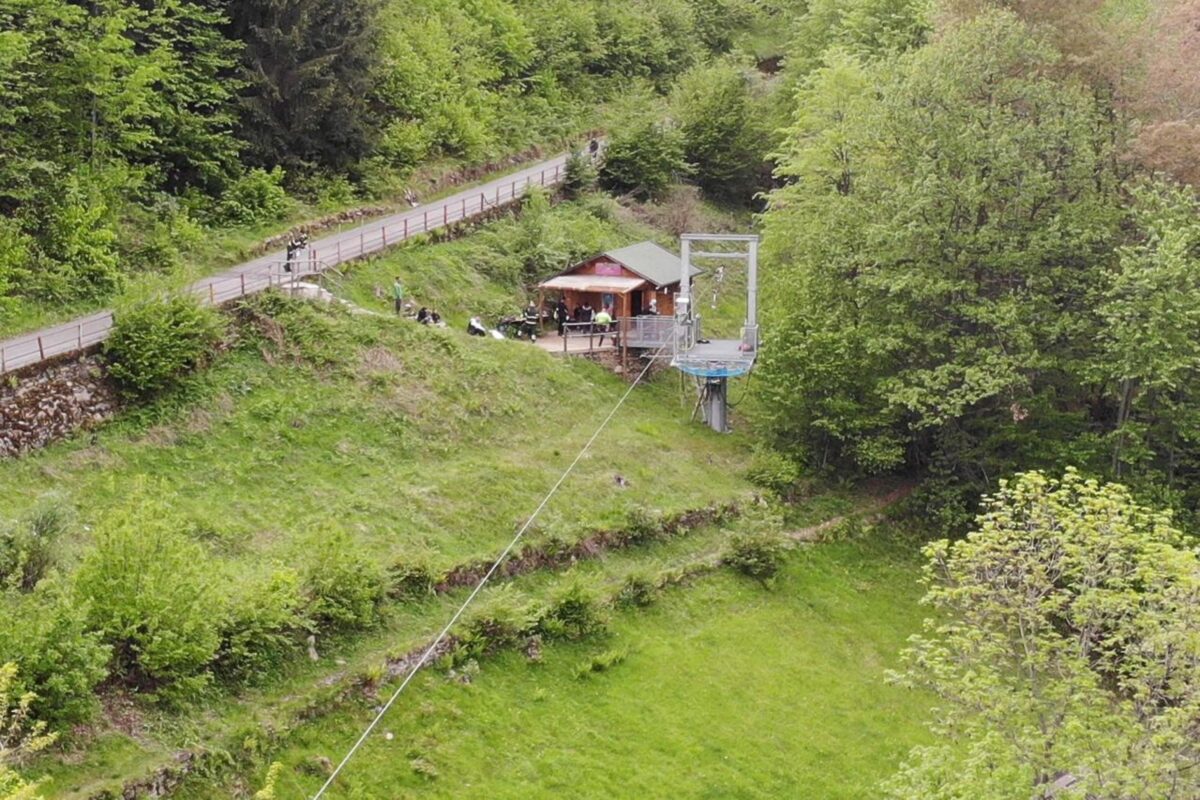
669;234;760;432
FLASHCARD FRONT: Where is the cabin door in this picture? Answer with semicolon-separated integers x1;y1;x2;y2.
630;291;644;317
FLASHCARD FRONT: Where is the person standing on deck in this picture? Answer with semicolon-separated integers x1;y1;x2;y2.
554;298;569;336
392;277;405;315
594;307;613;346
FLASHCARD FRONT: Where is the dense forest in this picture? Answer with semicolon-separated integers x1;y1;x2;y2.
755;0;1200;529
0;0;785;327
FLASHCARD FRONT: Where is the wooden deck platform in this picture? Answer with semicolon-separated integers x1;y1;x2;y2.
535;333;617;356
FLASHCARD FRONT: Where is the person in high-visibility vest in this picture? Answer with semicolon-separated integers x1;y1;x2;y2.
594;307;613;346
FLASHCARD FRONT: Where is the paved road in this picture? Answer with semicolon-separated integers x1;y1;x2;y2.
0;152;572;375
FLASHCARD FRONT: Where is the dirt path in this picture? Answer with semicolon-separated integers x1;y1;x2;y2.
789;481;917;542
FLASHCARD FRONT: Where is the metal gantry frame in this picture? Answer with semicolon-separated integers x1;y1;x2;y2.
672;233;760;433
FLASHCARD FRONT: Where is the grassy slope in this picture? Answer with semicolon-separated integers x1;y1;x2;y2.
9;198;932;797
6;199;755;795
0;308;751;570
214;535;931;799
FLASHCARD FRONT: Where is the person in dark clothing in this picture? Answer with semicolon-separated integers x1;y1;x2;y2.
580;301;594;330
554;298;569;336
468;316;488;337
521;302;540;341
416;307;431;325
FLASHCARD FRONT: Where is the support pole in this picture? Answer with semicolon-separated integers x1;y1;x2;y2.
704;378;729;433
747;238;759;329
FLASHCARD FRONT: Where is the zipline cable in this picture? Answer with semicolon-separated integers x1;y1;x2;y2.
311;346;665;799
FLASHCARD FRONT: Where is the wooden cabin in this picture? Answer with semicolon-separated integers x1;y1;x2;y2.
537;242;701;321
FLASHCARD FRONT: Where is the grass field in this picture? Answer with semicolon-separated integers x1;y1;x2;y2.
6;198;770;796
5;194;932;798
206;533;931;799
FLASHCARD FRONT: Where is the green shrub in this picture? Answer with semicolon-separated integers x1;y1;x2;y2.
387;555;439;599
562;150;598;199
0;218;31;318
0;581;109;728
620;506;667;547
104;293;226;398
214;568;310;683
73;489;222;699
0;662;56;799
673;61;767;203
616;570;659;608
377;120;431;172
26;176;123;304
724;528;791;586
538;579;608;641
215;167;290;226
459;586;538;658
573;647;627;680
0;496;72;592
253;762;285;800
746;447;804;501
298;528;387;630
600;120;689;200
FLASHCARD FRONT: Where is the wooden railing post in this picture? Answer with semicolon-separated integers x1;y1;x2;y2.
37;336;44;360
404;218;408;239
381;226;387;247
78;323;83;350
443;205;448;226
209;284;215;303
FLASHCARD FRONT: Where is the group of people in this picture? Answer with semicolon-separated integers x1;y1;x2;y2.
547;299;622;345
390;277;443;326
388;275;649;349
416;307;443;326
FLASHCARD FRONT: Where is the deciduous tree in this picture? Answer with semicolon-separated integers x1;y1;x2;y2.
887;470;1200;799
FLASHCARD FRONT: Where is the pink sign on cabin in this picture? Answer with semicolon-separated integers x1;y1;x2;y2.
593;261;623;276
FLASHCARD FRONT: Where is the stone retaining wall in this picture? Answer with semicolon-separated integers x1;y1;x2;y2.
0;354;119;458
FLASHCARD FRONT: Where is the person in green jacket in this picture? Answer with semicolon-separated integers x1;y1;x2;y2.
594;307;613;346
392;277;404;315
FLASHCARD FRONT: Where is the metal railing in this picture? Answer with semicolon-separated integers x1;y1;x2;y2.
673;314;702;358
559;320;618;353
0;160;567;375
618;315;673;349
741;324;760;354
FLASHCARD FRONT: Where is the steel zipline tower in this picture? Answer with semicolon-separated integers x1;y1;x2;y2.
671;233;760;433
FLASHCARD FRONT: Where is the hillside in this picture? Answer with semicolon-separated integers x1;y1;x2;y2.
0;194;937;799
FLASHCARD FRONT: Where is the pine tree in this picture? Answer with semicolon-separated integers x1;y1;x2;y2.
224;0;385;173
